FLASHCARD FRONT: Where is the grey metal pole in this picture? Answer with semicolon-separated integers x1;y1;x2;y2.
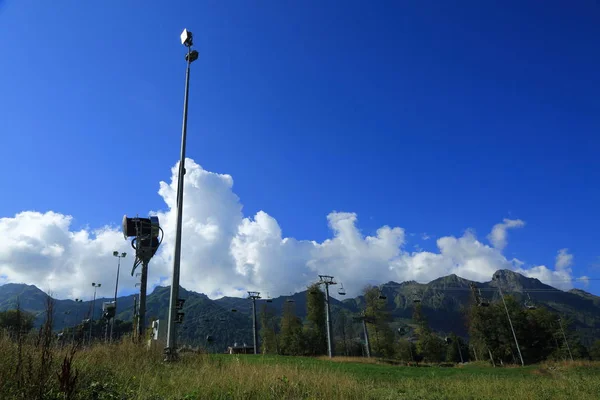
90;287;97;343
252;297;258;354
133;295;138;339
165;45;193;361
558;318;574;361
138;261;149;339
110;256;121;341
498;286;524;366
362;318;371;358
324;283;334;358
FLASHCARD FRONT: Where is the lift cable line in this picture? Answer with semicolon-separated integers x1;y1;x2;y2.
367;276;599;288
318;275;336;358
557;317;574;361
164;28;200;362
494;274;525;367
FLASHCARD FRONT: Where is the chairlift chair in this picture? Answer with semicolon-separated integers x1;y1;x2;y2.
412;290;421;303
266;293;273;303
378;285;387;300
525;292;537;310
338;283;346;296
478;289;490;307
286;293;295;303
231;308;238;312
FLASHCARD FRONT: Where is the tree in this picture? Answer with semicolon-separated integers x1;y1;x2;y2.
279;301;304;355
363;285;395;358
304;283;327;355
445;333;468;363
259;303;279;354
0;309;35;333
396;339;415;362
412;302;445;362
333;309;355;356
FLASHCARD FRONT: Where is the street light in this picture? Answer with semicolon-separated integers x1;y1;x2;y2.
90;282;101;343
165;28;199;362
111;251;127;341
73;298;83;342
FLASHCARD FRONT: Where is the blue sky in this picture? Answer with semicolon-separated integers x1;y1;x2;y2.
1;1;599;296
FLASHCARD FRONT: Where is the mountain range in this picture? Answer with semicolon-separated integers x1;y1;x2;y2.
1;270;599;351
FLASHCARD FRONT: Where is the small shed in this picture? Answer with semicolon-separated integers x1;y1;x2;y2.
227;343;254;354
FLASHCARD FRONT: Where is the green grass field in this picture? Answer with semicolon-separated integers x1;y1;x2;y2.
2;335;600;399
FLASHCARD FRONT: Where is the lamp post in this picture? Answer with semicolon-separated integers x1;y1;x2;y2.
165;28;199;362
90;282;101;343
73;298;83;342
111;251;126;341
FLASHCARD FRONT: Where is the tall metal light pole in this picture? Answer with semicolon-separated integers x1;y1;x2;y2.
318;275;336;358
90;283;101;343
165;28;199;362
247;291;261;354
73;298;83;342
494;275;524;366
111;251;126;341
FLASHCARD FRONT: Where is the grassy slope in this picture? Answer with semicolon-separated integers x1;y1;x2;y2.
2;334;600;399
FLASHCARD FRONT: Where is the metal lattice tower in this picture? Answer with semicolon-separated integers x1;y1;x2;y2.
247;291;261;354
318;275;336;358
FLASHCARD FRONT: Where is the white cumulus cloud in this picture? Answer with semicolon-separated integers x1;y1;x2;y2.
0;159;579;299
487;218;525;250
555;248;574;270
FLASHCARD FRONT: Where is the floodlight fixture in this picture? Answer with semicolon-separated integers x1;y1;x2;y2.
180;29;193;47
185;50;199;63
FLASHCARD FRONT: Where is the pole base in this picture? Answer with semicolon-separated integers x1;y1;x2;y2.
163;346;179;362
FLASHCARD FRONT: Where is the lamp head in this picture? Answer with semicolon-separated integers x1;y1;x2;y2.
113;251;119;257
185;50;199;63
180;29;193;47
121;252;127;257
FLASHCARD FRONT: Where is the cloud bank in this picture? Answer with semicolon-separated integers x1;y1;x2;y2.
0;159;581;300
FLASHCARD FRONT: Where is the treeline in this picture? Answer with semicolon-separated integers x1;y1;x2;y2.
258;285;600;365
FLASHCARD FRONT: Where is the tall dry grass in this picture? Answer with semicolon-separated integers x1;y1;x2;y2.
1;331;599;399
